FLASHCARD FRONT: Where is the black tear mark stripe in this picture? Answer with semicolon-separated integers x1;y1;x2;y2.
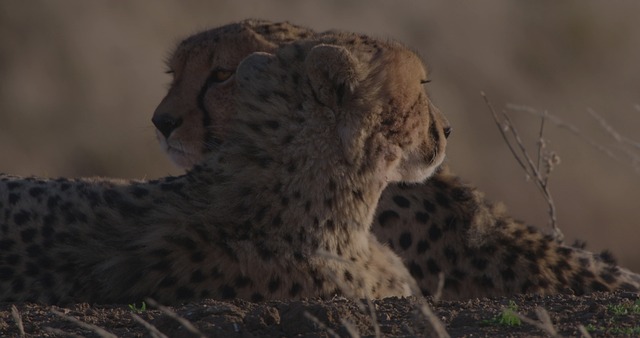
197;64;227;151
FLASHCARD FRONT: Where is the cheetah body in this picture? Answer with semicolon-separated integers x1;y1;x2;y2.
0;31;450;304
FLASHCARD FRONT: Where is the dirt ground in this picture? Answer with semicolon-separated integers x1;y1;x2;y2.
1;291;638;337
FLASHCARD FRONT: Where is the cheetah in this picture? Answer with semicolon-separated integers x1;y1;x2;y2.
152;19;640;299
0;32;450;304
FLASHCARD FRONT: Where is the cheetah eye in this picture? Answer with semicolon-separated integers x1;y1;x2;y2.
420;79;431;84
211;69;234;83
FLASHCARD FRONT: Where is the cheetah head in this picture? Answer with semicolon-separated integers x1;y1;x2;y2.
229;35;450;185
153;19;314;168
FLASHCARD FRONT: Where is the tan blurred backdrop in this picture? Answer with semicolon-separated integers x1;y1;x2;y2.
1;1;639;270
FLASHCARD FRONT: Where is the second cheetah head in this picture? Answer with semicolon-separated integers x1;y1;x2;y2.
224;33;449;186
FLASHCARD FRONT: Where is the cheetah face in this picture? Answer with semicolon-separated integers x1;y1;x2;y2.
378;49;450;183
300;41;449;184
152;20;313;168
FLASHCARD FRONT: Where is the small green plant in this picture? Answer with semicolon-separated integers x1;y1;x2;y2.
607;299;640;316
481;300;522;327
128;301;147;313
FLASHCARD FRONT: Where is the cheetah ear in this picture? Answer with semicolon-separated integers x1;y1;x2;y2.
305;44;359;109
306;45;364;165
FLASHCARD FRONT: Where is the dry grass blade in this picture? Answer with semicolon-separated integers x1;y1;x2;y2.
515;307;560;337
44;327;86;338
340;318;362;338
131;313;169;338
303;311;342;338
50;309;117;338
433;272;445;303
417;302;450;338
10;305;25;338
482;93;563;243
578;324;593;338
144;298;206;338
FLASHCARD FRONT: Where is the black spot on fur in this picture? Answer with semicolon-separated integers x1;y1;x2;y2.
190;251;205;263
268;277;281;293
8;193;20;205
392;195;411;208
235;276;252;288
20;228;37;243
377;210;399;227
428;224;443;241
158;276;178;288
13;210;31;225
5;254;20;266
415;212;429;224
219;285;236;299
409;261;424;280
435;192;450;208
443;246;458;265
251;293;265;302
0;267;14;280
265;120;280;130
0;239;16;251
590;280;609;292
422;199;436;213
426;258;441;274
471;257;489;271
344;270;353;282
130;186;149;198
11;277;24;293
190;270;206;283
399;232;412;250
26;244;42;257
451;187;472;201
289;282;303;297
416;240;430;255
501;268;516;281
474;275;495;289
6;182;22;190
176;287;195;300
28;187;45;198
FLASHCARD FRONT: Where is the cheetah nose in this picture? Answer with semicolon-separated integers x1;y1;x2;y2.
152;114;183;139
443;126;452;139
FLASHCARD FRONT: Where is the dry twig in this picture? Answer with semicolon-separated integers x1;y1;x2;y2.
483;93;564;243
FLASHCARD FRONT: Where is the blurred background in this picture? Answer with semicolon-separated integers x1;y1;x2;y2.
1;1;639;270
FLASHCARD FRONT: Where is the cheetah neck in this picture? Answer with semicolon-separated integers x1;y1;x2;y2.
188;143;390;256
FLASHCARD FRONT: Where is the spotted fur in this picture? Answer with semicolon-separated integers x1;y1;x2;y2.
153;19;640;299
0;32;450;304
